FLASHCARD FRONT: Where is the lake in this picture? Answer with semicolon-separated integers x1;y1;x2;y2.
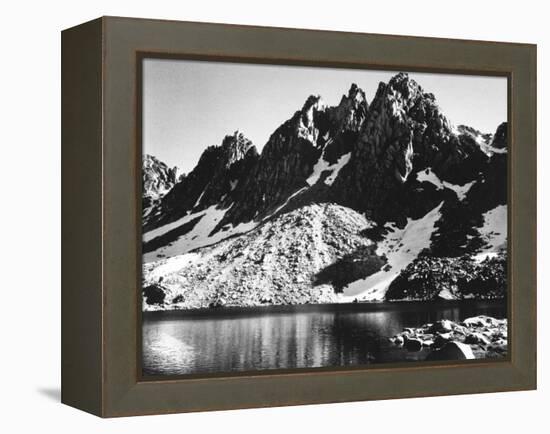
142;300;507;376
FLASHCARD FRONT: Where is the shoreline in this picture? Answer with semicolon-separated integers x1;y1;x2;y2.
389;315;508;360
142;298;507;319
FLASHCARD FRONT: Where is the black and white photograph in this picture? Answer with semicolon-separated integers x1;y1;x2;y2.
140;58;508;376
1;0;544;427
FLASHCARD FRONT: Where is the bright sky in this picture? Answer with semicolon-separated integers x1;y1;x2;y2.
143;58;507;173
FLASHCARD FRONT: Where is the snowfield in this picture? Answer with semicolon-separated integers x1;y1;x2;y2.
143;205;257;263
342;202;444;301
307;150;352;187
417;168;475;201
145;253;201;281
474;204;507;261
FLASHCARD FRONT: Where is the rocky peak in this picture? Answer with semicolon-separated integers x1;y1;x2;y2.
220;130;255;167
142;154;183;221
143;132;258;231
142;154;182;200
457;124;482;137
352;74;430;185
386;72;424;101
364;73;481;183
260;94;327;157
294;95;327;146
329;73;481;224
372;72;441;121
455;125;492;143
301;94;325;112
491;122;507;149
212;95;334;228
348;83;366;101
330;83;368;132
187;131;258;210
194;131;255;175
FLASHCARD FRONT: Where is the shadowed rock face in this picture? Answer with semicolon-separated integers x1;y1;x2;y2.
322;83;369;164
491;122;508;149
143;131;260;231
328;73;499;226
219;96;328;226
217;87;371;229
329;73;426;222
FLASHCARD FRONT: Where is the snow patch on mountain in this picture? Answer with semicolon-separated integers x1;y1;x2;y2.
473;131;507;156
306;155;331;186
144;210;202;243
475;205;507;260
307;151;352;186
417;168;475;200
267;187;308;218
342;201;444;301
325;153;352;185
143;205;257;263
193;189;206;208
477;140;507;157
146;253;201;280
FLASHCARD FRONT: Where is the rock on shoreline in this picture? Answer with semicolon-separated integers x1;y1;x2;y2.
389;315;507;360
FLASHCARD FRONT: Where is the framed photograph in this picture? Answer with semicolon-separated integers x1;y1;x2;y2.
62;16;536;417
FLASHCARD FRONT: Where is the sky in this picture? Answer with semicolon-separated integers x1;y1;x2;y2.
142;58;507;173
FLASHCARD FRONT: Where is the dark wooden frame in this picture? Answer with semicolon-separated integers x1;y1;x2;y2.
62;16;537;417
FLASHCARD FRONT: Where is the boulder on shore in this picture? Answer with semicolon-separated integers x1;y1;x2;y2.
426;341;475;361
389;315;507;360
404;336;423;352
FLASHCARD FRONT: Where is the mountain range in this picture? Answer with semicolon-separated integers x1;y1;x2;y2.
141;72;507;310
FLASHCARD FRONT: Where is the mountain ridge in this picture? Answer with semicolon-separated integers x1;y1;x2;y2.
142;72;507;310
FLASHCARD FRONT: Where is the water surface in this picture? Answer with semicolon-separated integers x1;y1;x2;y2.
142;300;506;376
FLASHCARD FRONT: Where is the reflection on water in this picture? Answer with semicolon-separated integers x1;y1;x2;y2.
142;300;506;376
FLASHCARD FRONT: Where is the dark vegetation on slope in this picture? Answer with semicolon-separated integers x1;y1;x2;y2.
385;253;507;301
313;245;386;292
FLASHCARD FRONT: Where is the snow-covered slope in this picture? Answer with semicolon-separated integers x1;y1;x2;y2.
474;205;507;261
143;204;377;310
342;202;443;301
143;205;257;263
